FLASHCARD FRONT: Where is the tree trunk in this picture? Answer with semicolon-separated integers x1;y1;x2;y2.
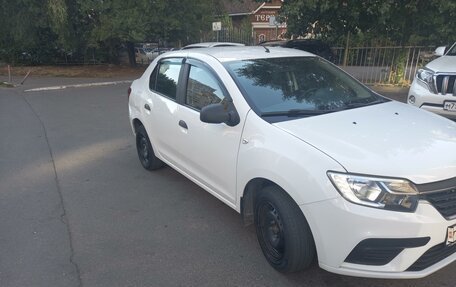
126;41;136;67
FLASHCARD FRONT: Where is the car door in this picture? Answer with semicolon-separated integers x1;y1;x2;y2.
143;57;186;167
173;59;243;204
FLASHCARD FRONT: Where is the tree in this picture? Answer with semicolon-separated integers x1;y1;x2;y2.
76;0;152;65
280;0;455;45
47;0;89;58
0;0;230;65
155;0;216;45
78;0;216;65
381;0;455;45
0;0;55;64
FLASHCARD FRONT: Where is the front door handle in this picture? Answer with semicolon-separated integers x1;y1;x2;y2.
178;120;188;129
144;104;151;111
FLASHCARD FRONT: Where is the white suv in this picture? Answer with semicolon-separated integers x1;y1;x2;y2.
408;42;456;119
128;46;456;278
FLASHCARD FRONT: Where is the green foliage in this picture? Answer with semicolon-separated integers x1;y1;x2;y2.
0;0;58;64
0;0;220;65
220;13;234;29
280;0;455;46
1;0;453;65
388;51;408;85
47;0;69;47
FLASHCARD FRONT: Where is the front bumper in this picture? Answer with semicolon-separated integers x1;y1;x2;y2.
302;197;456;278
408;80;456;120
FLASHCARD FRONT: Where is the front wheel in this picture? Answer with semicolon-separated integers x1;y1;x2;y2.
136;125;164;170
254;185;316;273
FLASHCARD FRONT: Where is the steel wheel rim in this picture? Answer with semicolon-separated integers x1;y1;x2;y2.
258;201;285;264
137;135;149;165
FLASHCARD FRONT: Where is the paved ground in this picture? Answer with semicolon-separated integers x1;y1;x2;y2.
369;85;409;103
0;77;454;286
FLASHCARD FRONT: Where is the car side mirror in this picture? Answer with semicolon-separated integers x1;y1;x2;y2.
435;46;447;57
200;102;240;127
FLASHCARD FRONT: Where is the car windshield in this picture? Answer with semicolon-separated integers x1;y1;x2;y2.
447;43;456;56
224;57;386;119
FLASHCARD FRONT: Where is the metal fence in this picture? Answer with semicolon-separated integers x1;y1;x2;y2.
197;34;436;86
202;28;284;45
201;28;254;45
133;31;437;87
333;46;436;85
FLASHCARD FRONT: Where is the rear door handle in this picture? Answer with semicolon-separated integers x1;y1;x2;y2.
144;104;151;111
178;120;188;129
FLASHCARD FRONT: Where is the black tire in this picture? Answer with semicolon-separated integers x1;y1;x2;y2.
254;185;316;273
135;125;164;170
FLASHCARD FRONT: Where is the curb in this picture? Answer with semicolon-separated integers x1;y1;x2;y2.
24;80;133;92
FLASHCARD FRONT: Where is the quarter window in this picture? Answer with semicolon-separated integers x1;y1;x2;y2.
150;58;183;100
186;65;225;110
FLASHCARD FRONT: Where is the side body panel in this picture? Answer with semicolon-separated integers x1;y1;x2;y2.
236;110;345;211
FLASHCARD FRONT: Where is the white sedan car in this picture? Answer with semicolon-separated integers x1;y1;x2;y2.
128;46;456;278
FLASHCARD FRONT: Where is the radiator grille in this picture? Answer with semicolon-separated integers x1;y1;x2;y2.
422;188;456;219
435;75;456;95
407;242;456;271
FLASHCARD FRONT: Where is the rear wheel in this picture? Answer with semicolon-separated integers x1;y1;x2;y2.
254;185;316;273
136;125;164;170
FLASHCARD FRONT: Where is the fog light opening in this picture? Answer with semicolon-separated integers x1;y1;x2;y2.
408;95;416;104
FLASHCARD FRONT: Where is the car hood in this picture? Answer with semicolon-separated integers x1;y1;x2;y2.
426;55;456;72
273;102;456;184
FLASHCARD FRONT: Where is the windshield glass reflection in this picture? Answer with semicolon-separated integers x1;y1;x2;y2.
225;57;384;116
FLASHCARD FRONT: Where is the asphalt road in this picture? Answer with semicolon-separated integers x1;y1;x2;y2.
0;77;453;287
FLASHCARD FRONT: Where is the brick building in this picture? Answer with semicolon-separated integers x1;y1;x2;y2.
219;0;287;44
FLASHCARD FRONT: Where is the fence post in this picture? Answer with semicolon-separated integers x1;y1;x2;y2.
343;31;350;66
403;47;411;84
8;65;12;83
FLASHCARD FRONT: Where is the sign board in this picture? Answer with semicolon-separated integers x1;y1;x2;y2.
268;16;278;27
212;22;222;31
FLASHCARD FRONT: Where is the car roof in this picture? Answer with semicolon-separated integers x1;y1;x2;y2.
182;42;246;49
159;46;315;62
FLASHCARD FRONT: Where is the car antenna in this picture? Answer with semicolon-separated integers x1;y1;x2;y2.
263;46;270;53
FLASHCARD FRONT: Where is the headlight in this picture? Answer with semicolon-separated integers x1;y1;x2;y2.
327;172;419;212
416;68;436;93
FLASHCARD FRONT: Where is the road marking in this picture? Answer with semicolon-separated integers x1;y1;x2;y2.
24;80;133;92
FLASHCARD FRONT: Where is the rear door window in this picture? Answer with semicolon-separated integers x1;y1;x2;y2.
149;58;183;100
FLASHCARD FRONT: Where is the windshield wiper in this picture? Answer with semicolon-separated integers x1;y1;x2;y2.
260;99;389;118
260;109;338;117
344;98;388;109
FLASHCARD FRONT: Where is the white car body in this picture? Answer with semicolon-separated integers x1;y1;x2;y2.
129;47;456;278
408;42;456;119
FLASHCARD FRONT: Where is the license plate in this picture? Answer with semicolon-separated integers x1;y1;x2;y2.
443;101;456;112
446;225;456;245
